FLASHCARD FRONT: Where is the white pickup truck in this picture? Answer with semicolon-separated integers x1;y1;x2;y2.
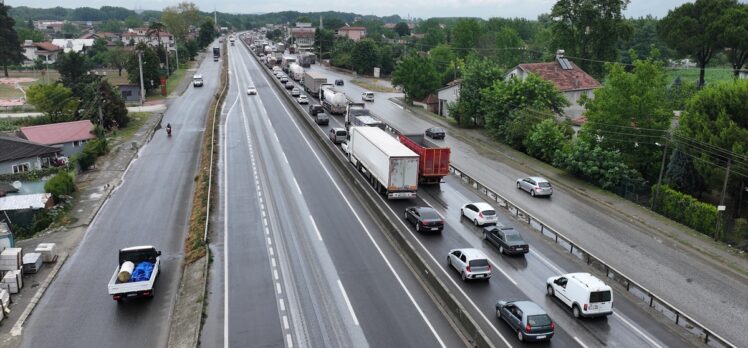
108;245;161;302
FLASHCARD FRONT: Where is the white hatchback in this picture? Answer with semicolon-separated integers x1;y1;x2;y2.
460;202;498;226
447;248;492;281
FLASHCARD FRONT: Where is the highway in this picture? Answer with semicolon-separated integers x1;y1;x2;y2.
241;38;699;348
199;38;465;347
19;42;221;347
303;62;747;347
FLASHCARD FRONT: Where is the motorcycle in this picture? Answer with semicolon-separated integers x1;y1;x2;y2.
166;126;172;137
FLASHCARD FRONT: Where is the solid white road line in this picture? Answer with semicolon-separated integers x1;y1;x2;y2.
309;215;323;241
573;336;589;348
337;280;360;326
614;312;663;348
293;177;302;195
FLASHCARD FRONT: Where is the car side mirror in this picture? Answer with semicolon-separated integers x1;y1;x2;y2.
157;251;162;256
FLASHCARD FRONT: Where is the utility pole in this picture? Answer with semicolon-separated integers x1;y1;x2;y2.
652;142;669;209
138;51;145;106
164;42;170;76
174;38;179;70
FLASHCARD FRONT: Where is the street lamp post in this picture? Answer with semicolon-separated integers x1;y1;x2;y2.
652;141;669;209
138;51;145;106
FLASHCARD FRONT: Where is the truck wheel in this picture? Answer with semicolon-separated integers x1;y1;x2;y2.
573;305;581;318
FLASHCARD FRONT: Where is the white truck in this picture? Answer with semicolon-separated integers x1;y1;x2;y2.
320;84;348;115
348;126;419;199
303;71;327;95
108;245;161;302
289;63;304;81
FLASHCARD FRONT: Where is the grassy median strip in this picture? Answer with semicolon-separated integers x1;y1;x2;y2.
350;79;399;93
185;46;228;264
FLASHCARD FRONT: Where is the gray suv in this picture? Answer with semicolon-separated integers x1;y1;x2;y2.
496;300;555;342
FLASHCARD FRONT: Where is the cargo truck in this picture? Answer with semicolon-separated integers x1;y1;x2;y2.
108;246;161;302
213;46;220;61
399;134;451;184
352;115;386;131
303;71;327;95
281;55;297;72
348;126;419;199
345;102;372;127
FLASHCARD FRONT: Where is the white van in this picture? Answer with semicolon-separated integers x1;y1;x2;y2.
361;91;374;102
546;272;613;318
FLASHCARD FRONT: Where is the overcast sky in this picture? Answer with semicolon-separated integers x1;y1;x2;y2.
5;0;712;20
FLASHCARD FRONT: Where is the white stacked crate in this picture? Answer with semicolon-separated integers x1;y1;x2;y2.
1;270;23;294
22;253;43;274
0;248;23;271
35;243;57;263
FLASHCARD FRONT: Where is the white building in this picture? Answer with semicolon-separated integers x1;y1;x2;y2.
21;40;62;66
436;80;461;118
51;39;94;53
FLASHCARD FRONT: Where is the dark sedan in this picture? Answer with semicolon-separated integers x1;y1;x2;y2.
425;127;445;140
403;207;444;233
496;300;555;342
335;79;344;86
483;225;529;255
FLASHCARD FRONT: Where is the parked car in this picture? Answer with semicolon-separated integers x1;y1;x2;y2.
404;206;444;232
496;300;555;342
280;76;289;83
425;127;445;140
314;112;329;125
483;225;529;255
246;86;257;95
460;202;498;226
447;248;492;281
309;104;324;116
291;88;300;97
517;177;553;197
297;95;309;104
275;72;283;78
329;127;347;143
335;79;344;86
546;273;614;318
362;91;375;102
285;82;294;89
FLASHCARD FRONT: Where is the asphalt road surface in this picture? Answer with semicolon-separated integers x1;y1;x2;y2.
200;39;464;348
246;44;700;348
20;43;221;347
304;63;747;347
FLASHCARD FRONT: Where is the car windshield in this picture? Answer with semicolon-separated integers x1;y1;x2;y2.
469;259;489;267
336;131;346;136
432;128;444;133
419;209;440;219
482;210;496;216
539;182;551;188
590;291;611;303
528;315;551;326
505;233;523;242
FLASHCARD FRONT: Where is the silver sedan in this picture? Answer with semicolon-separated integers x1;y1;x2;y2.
516;177;553;197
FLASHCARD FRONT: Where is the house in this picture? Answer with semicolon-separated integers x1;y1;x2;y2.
19;120;95;157
290;27;316;50
337;26;367;41
51;39;95;54
436;80;461;117
0;193;54;228
21;40;62;66
505;50;601;119
33;20;65;33
0;136;60;175
118;84;141;102
413;94;439;113
122;28;174;47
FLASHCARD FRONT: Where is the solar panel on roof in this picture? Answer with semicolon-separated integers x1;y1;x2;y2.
558;57;573;70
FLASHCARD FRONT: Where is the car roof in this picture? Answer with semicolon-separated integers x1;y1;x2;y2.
415;206;436;213
511;301;547;316
452;248;487;260
566;272;611;290
472;202;494;211
331;127;345;131
528;176;549;182
193;74;202;78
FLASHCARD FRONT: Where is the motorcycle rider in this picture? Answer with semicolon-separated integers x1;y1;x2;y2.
166;123;172;135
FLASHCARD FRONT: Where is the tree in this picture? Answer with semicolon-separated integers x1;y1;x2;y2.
429;44;457;85
658;0;739;87
351;39;380;75
550;0;633;78
56;51;92;91
26;83;79;123
45;171;75;203
677;80;748;205
450;55;505;127
0;4;24;77
580;50;672;180
525;118;570;163
493;27;524;68
394;22;411;37
392;54;441;102
126;44;161;93
618;16;672;64
331;38;355;69
61;22;81;39
198;17;216;48
184;40;199;60
714;4;748;78
78;77;129;129
147;21;166;60
314;28;335;59
17;28;45;42
87;38;109;64
451;19;482;57
322;17;344;31
482;74;569;137
105;47;129;76
553;138;645;191
98;19;123;33
162;2;200;42
421;27;447;51
124;15;144;29
664;148;705;196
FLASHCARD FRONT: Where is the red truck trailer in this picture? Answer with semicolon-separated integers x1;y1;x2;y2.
398;133;451;184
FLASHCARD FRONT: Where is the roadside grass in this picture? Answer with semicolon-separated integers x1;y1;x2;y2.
350;79;399;93
0;84;22;99
166;68;188;96
111;112;150;143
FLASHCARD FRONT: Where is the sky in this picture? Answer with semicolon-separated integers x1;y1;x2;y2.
5;0;708;20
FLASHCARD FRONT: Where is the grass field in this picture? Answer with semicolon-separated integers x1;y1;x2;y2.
665;67;735;85
113;111;149;142
0;84;22;99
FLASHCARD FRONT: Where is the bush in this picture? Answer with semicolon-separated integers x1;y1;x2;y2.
650;184;718;238
553;139;646;191
525;119;569;163
44;171;75;202
74;138;108;171
728;218;748;248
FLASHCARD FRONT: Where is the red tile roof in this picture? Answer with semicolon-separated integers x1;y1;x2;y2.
20;120;95;145
34;42;61;52
517;61;600;91
338;26;366;31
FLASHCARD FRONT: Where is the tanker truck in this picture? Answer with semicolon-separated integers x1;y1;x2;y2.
320;84;348;115
289;63;304;81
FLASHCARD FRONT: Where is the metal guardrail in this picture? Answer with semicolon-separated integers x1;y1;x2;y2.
382;122;735;348
204;42;228;243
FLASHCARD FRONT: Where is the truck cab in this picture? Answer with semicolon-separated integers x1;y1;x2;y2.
192;74;204;87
